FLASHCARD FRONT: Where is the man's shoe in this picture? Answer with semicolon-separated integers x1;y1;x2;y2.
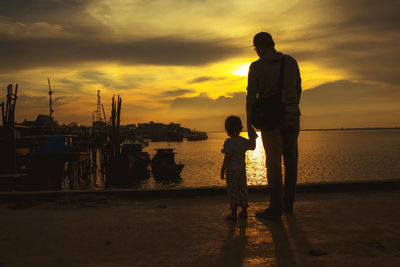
255;209;281;220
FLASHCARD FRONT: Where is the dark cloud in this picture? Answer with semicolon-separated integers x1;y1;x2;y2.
187;76;225;84
9;94;79;121
15;94;79;107
0;0;107;36
74;72;156;90
77;71;112;87
0;0;244;71
281;0;400;85
111;75;157;90
0;35;244;72
58;79;77;85
300;80;400;128
161;89;194;97
78;71;106;80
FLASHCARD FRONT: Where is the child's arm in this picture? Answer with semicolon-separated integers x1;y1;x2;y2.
220;153;231;180
248;135;257;151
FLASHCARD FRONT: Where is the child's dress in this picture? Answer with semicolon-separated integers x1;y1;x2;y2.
222;136;253;208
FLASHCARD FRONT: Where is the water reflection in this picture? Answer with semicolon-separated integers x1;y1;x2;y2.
245;133;268;186
9;129;399;191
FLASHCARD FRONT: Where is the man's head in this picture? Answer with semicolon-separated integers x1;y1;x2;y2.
253;32;275;57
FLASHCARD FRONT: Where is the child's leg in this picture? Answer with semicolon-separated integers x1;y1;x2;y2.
225;172;238;220
237;169;249;217
231;205;237;218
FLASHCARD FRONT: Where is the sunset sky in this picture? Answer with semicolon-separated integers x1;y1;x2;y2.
0;0;399;131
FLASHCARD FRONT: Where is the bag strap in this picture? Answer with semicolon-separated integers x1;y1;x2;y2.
257;54;286;99
278;55;286;94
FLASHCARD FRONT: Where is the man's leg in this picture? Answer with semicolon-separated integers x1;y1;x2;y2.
282;114;300;211
261;128;283;214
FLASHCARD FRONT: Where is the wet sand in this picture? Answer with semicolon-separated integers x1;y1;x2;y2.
0;189;399;266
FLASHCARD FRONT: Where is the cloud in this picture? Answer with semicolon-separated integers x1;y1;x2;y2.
0;35;244;72
300;80;400;128
281;0;400;85
0;0;106;36
0;0;245;72
0;21;74;39
187;76;225;84
77;71;113;87
15;94;79;107
7;94;79;121
168;92;246;119
161;89;195;97
167;80;400;131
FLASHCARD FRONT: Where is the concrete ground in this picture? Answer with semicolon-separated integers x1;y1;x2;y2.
0;190;399;267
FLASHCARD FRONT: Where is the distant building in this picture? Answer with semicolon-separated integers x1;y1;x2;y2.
133;121;183;141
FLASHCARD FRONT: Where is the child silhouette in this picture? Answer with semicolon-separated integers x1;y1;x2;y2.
221;116;257;220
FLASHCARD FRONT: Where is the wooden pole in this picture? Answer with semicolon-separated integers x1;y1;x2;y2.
102;104;107;125
1;102;4;126
116;95;121;156
4;84;17;173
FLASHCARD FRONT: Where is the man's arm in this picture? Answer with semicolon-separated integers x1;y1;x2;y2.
246;63;258;139
282;56;301;112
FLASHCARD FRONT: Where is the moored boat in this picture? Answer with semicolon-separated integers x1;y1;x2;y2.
151;148;184;179
121;143;150;177
187;131;208;141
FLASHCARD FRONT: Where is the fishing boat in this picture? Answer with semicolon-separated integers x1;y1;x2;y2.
108;143;150;185
120;143;150;178
151;148;184;179
187;131;208;141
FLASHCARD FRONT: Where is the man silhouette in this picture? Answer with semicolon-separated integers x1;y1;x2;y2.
246;32;302;220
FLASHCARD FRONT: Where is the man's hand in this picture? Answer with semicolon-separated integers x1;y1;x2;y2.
247;124;258;139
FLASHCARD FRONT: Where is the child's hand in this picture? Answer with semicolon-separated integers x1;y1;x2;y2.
247;125;258;139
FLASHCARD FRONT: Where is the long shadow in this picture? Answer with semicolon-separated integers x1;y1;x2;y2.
285;213;321;265
216;219;248;267
259;218;298;267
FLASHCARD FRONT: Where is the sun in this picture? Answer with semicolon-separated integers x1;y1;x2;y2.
232;63;251;77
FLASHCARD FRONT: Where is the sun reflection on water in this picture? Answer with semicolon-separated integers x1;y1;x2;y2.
241;132;268;185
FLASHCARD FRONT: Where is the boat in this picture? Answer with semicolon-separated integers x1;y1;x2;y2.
151;133;183;142
22;135;80;190
187;131;208;141
108;143;150;185
151;148;184;179
120;143;150;178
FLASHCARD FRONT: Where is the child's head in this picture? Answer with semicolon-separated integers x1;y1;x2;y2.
225;115;243;137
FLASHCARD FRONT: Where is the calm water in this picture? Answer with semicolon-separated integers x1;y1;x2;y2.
136;129;400;189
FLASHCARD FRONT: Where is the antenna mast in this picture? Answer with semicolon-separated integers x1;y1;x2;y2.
47;78;54;120
96;90;102;122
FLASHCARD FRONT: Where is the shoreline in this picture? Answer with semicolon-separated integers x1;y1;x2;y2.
1;179;399;201
206;127;400;133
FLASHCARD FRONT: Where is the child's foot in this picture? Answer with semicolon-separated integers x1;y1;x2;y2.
225;214;237;221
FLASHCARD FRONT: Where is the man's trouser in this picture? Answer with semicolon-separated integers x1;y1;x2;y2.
261;113;300;214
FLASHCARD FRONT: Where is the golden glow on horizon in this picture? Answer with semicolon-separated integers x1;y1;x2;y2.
299;62;347;90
